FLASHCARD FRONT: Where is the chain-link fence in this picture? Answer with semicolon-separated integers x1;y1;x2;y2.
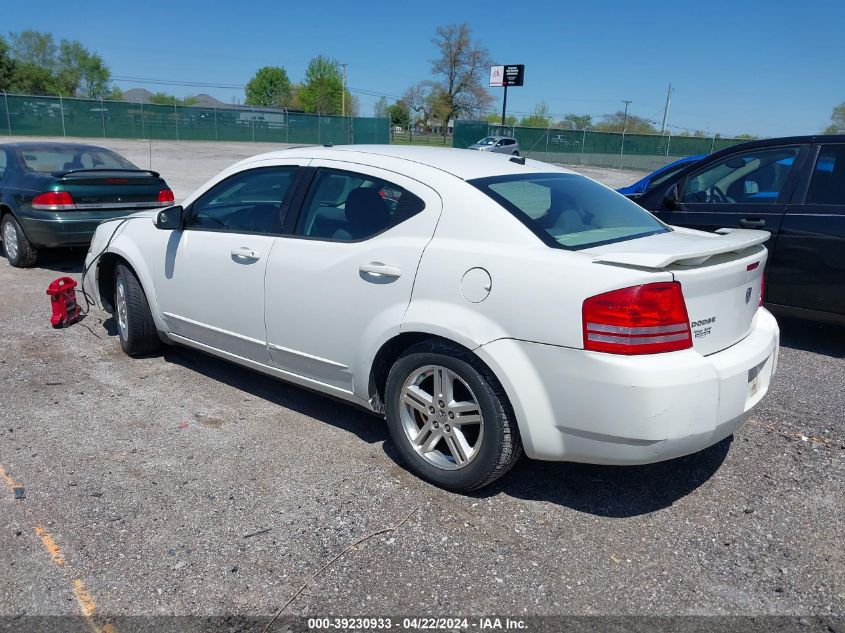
454;120;748;171
0;92;390;145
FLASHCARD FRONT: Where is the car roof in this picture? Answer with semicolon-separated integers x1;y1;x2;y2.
0;141;115;151
242;144;570;181
715;134;845;150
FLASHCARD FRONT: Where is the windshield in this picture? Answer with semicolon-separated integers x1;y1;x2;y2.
470;173;670;249
475;137;498;146
16;146;137;173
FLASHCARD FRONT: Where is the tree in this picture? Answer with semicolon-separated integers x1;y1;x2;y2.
58;40;110;98
106;85;123;101
148;92;197;106
9;62;57;95
484;112;517;125
298;55;344;115
6;31;110;97
373;96;388;118
344;90;359;116
428;23;493;134
403;82;436;129
520;101;552;128
245;66;292;108
387;101;410;129
593;111;657;134
823;102;845;134
0;36;16;91
559;113;592;130
8;30;56;68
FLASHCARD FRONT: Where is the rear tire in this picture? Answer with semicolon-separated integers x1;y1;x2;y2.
114;263;160;356
385;341;522;491
2;214;38;268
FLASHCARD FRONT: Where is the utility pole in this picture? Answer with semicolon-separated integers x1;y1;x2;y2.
659;83;673;136
340;63;348;117
622;99;632;131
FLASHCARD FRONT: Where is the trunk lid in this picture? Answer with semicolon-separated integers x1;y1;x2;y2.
56;169;167;209
583;227;768;355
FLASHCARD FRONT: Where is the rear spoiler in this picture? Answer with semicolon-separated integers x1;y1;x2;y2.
52;168;161;178
591;228;770;269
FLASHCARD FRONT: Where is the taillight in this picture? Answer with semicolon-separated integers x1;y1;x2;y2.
157;189;175;205
759;273;765;306
583;281;692;355
32;191;75;210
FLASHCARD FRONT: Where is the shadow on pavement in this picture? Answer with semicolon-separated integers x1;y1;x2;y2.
29;248;87;273
775;315;844;358
159;344;731;518
473;436;731;517
162;346;387;446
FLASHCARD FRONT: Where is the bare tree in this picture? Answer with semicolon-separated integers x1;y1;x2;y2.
429;24;493;136
402;81;437;131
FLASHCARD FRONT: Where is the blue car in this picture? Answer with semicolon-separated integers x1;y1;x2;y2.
617;155;705;198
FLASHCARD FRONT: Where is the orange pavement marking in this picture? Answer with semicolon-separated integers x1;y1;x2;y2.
0;464;21;496
73;579;97;617
34;526;65;566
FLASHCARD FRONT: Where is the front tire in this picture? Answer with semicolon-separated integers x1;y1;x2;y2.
2;214;38;268
114;263;160;356
385;342;522;491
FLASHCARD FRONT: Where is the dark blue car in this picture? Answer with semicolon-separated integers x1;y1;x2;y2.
617;155;705;198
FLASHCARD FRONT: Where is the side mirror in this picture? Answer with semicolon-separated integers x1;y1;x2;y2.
663;183;681;210
155;205;183;230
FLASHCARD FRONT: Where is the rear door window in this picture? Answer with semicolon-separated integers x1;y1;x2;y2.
295;168;425;241
470;172;668;249
682;146;800;204
804;145;845;205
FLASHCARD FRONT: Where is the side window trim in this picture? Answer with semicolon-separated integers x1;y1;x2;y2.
183;165;302;236
789;143;821;205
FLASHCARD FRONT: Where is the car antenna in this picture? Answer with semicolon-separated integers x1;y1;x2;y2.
509;155;526;165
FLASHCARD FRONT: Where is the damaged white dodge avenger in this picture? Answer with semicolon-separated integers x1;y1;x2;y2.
83;146;779;491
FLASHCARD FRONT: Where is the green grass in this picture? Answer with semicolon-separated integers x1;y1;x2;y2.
389;133;451;146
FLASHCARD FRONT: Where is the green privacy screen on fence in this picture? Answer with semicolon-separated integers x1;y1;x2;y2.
453;120;749;171
0;93;390;145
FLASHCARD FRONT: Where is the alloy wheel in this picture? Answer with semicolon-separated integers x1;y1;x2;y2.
399;364;484;470
3;220;19;261
116;275;129;340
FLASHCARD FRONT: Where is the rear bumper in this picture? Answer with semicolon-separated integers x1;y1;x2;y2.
475;308;779;464
17;208;151;247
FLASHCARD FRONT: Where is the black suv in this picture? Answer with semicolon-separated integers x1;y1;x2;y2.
635;135;844;325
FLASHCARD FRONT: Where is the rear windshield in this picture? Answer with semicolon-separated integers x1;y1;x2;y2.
470;172;669;249
15;146;137;173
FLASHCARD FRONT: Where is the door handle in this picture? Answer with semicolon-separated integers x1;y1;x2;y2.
359;262;402;278
740;218;766;228
231;247;261;260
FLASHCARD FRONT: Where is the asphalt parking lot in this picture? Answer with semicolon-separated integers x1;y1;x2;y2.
0;138;843;631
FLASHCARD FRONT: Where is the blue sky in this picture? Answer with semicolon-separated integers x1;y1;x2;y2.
5;0;844;137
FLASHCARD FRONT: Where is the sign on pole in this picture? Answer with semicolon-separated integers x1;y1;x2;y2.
490;64;525;125
490;65;524;88
490;65;504;87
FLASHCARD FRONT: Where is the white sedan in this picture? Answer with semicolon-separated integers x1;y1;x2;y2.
83;146;779;491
